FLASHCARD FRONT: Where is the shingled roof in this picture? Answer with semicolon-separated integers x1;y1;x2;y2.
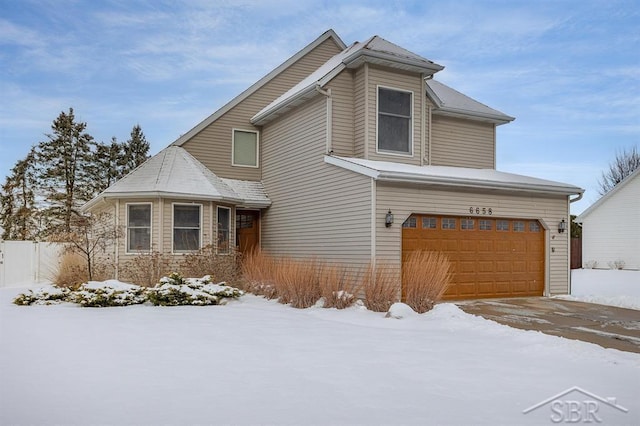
82;146;270;210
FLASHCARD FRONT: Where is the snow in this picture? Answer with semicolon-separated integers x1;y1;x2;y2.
1;285;638;425
325;155;582;194
557;269;640;310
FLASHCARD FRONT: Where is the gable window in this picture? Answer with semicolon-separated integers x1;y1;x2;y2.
127;203;151;252
217;206;231;254
377;87;412;155
173;204;201;252
232;129;259;167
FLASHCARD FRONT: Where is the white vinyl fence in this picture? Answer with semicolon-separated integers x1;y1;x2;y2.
0;241;63;288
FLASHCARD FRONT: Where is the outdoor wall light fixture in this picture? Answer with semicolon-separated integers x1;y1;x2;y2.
385;210;394;228
558;218;567;234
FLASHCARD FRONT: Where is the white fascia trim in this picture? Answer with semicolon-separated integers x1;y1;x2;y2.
324;155;583;196
324;155;380;179
251;84;319;125
432;108;515;125
343;50;444;74
575;166;640;222
82;191;271;211
251;65;346;126
174;30;346;146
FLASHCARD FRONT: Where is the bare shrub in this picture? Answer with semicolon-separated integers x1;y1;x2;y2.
608;259;625;270
318;264;359;309
52;252;88;289
584;260;598;269
275;257;321;308
362;262;400;312
241;249;278;298
180;245;241;284
119;251;172;287
402;251;452;313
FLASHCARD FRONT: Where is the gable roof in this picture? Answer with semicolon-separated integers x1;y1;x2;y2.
325;156;584;196
426;79;515;125
575;167;640;222
172;29;346;146
82;146;271;210
252;35;444;125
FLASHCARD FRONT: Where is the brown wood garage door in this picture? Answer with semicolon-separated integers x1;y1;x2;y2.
402;215;544;300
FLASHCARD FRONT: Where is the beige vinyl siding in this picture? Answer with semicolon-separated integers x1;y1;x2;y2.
376;182;570;295
182;37;343;180
326;70;354;156
261;95;372;265
365;66;423;165
431;115;495;168
353;66;366;158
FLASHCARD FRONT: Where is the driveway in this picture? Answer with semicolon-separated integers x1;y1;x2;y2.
456;298;640;354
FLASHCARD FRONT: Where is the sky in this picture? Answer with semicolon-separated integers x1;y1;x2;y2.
0;0;638;215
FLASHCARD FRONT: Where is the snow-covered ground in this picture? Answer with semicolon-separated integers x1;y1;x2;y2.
1;284;638;425
560;269;640;310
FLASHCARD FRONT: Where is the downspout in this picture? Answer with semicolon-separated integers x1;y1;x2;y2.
364;63;369;159
115;199;120;280
315;85;333;154
420;75;426;166
566;191;583;295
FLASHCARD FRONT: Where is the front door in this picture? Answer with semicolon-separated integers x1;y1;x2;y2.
236;210;260;255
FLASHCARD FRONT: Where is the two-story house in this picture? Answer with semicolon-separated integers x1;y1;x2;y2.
84;29;584;300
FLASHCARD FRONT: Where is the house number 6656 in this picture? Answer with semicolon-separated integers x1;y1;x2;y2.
469;207;493;215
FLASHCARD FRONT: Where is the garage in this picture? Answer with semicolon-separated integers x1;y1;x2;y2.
402;214;545;300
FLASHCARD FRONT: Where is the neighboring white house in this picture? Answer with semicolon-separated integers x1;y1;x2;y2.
575;168;640;270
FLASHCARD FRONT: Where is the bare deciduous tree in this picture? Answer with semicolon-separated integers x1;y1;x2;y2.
50;212;122;281
598;146;640;195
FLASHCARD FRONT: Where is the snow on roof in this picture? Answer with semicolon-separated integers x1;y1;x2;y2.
325;156;584;196
252;35;444;125
83;146;271;210
426;79;515;124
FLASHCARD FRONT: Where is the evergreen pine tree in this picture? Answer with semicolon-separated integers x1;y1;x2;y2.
0;149;40;240
35;108;95;234
90;137;127;194
123;124;150;175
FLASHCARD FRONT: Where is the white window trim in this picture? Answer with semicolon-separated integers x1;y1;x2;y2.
125;202;152;254
375;85;414;157
171;203;203;254
217;206;232;255
231;128;260;168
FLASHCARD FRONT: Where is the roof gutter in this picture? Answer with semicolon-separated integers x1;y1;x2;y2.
343;50;444;74
251;83;318;125
376;171;582;196
83;192;271;211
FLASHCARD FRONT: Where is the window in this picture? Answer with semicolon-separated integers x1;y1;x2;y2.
461;219;475;230
513;221;525;232
479;219;493;230
422;217;436;229
377;87;412;154
529;221;541;232
232;129;259;167
497;220;509;231
127;204;151;252
173;204;201;252
217;206;231;254
402;217;417;228
442;218;456;230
